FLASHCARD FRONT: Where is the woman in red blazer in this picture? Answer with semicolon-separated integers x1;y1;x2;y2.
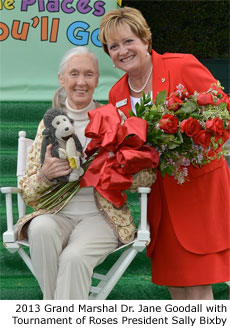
99;7;230;299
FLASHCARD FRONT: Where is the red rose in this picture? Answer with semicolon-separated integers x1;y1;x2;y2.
167;95;183;111
180;117;201;137
216;94;230;111
192;130;211;149
205;117;224;135
159;114;178;133
197;93;214;106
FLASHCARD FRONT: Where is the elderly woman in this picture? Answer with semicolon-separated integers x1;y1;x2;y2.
99;7;230;300
17;47;143;300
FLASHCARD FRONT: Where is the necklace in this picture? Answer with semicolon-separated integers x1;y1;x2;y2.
128;65;152;93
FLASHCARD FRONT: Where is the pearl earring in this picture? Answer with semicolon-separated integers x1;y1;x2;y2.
146;52;150;56
113;64;116;68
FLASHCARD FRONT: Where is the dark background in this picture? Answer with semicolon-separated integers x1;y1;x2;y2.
121;0;229;59
121;0;230;92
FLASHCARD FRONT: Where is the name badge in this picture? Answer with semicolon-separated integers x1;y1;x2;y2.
116;98;127;108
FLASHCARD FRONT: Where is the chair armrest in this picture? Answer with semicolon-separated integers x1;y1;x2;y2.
1;187;23;243
1;187;22;194
137;187;151;194
137;187;151;242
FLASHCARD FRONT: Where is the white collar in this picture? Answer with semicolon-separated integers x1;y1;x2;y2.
65;98;95;121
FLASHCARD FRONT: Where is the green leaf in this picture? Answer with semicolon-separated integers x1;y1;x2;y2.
177;129;184;142
165;166;173;176
144;111;150;120
159;159;165;172
155;90;167;106
135;101;146;117
144;96;152;104
181;101;197;113
217;102;227;111
149;109;159;119
189;112;199;119
135;103;141;117
129;110;135;117
168;140;182;149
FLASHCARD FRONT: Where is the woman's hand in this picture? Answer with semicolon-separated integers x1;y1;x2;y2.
41;144;72;180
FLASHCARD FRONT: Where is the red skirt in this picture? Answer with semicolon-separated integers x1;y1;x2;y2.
150;200;230;286
148;159;230;287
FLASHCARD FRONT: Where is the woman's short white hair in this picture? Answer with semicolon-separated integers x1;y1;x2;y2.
58;46;99;75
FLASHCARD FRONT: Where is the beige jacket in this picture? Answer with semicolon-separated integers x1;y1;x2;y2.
17;89;155;244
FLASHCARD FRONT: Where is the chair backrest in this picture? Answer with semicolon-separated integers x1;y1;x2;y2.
17;131;33;218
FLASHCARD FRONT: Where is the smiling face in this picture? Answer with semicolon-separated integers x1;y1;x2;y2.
106;22;149;75
58;54;99;110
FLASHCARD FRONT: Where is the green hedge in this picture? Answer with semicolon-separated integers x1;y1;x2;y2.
122;0;229;59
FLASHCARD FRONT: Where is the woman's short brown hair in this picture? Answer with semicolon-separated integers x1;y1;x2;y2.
99;6;152;55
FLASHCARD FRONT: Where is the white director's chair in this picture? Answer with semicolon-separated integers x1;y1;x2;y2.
1;131;151;300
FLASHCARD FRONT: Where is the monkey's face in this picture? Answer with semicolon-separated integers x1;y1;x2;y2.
52;115;75;141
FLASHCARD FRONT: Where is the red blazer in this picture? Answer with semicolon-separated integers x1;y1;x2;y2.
109;50;230;255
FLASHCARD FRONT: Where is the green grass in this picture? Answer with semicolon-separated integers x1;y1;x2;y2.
0;243;228;300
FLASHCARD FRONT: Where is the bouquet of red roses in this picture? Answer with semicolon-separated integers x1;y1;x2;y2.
130;82;230;184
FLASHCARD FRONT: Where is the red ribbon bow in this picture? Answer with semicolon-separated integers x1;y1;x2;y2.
80;104;159;207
